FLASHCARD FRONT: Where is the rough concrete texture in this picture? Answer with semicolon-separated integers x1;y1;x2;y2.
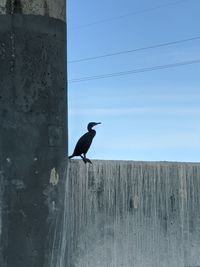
0;14;67;267
0;0;66;21
61;160;200;267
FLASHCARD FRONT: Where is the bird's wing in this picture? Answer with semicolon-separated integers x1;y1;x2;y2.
73;132;94;155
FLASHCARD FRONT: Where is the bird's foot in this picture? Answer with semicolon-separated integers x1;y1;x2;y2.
86;158;92;164
82;157;92;164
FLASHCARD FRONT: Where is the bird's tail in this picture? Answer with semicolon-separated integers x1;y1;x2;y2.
68;155;74;159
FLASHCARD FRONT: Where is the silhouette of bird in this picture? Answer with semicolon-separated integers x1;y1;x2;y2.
69;122;101;164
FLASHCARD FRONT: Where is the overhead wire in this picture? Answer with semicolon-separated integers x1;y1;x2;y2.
69;0;189;30
68;35;200;63
68;59;200;83
68;0;198;84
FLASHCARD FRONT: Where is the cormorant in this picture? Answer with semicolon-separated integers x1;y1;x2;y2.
68;122;101;164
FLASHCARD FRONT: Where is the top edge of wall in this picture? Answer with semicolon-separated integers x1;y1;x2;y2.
69;159;200;166
0;0;66;22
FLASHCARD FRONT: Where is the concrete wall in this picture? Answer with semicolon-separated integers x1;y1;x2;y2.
0;1;67;266
62;160;200;267
0;0;65;21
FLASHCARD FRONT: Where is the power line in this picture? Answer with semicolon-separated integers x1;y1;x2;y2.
69;0;188;30
68;59;200;83
68;35;200;63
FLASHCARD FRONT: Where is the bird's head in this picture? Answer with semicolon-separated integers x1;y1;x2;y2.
87;122;101;131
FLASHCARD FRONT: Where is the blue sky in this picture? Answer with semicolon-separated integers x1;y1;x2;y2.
67;0;200;162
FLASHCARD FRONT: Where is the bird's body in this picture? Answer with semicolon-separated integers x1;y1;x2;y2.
69;122;101;164
70;130;96;157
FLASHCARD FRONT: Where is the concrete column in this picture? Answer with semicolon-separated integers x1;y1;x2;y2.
0;1;67;266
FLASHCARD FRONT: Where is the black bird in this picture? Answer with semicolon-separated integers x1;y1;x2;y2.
68;122;101;164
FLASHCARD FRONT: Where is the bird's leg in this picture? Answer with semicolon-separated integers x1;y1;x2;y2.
84;154;92;164
80;155;87;164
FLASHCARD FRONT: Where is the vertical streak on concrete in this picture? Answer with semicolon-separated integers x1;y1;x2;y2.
65;160;200;267
0;1;67;266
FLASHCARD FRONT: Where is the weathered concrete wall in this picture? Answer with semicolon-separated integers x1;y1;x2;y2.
62;160;200;267
0;1;67;266
0;0;65;21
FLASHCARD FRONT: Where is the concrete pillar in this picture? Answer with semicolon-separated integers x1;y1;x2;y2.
0;1;67;266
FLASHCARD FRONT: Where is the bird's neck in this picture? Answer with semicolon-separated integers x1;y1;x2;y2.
88;128;96;134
